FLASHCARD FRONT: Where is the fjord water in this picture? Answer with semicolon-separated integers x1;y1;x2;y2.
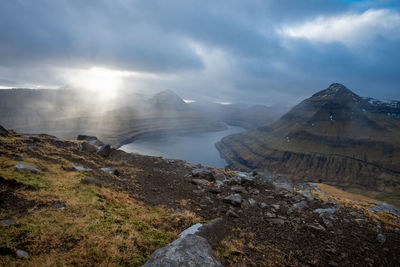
120;125;246;167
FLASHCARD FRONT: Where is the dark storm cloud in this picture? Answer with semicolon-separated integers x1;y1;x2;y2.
0;0;399;103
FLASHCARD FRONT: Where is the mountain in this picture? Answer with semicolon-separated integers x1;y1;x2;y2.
217;83;400;204
189;101;289;130
0;89;226;146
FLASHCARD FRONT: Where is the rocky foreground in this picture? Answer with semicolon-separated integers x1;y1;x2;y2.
1;128;400;266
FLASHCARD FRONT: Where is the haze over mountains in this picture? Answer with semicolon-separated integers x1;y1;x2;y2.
217;83;400;204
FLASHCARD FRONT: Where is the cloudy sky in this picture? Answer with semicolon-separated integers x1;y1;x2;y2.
0;0;399;105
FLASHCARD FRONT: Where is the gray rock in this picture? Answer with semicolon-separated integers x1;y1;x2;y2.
193;189;205;195
77;135;98;141
214;173;226;181
72;165;92;172
191;178;209;186
81;177;103;186
52;203;66;210
208;187;221;194
271;204;280;210
250;188;260;195
230;185;248;194
224;194;242;207
314;208;337;215
0;219;14;226
101;168;119;175
265;212;275;218
196;218;225;244
305;223;326;232
16;249;29;258
142;234;222;267
376;233;386;243
267;218;285;225
227;210;240;218
0;125;8;137
14;164;40;173
234;172;256;186
192;168;215;181
179;223;203;238
292;201;309;210
248;198;256;207
260;202;268;208
78;141;97;153
88;139;104;147
97;144;112;157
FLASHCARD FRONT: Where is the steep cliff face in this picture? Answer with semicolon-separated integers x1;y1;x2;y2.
217;83;400;195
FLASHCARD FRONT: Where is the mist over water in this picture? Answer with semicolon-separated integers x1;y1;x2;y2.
120;125;246;167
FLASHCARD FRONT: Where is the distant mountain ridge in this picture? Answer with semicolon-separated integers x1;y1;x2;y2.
0;88;226;146
217;83;400;205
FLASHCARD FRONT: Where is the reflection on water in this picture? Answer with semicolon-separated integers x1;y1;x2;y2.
120;126;246;167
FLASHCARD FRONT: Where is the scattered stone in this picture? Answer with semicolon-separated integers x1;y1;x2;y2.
97;144;112;157
100;168;119;175
192;168;215;181
193;189;205;195
376;233;386;244
235;172;256;186
271;204;280;210
77;135;98;141
214;173;226;181
0;219;14;226
72;165;92;172
267;218;285;225
52;203;66;210
260;202;268;208
265;212;275;218
224;194;242;207
14;164;40;173
292;201;308;210
314;208;337;215
0;125;8;137
227;209;240;218
142;234;223;267
16;249;29;259
248;198;256;207
81;177;103;186
305;223;326;232
230;185;248;194
209;187;221;194
191;178;209;186
78;141;97;153
250;188;259;195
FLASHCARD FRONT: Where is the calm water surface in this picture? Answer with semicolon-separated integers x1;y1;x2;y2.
120;125;246;167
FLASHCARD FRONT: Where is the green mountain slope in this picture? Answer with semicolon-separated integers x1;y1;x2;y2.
217;83;400;201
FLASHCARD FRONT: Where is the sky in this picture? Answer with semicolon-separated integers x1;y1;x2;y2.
0;0;399;105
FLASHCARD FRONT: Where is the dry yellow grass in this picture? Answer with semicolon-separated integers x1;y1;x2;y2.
0;137;201;266
315;183;381;203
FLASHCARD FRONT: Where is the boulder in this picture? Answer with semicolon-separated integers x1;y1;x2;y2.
0;219;14;226
97;144;112;157
16;249;29;259
214;172;226;181
88;139;104;147
248;198;256;207
81;177;103;186
78;141;97;153
142;234;222;267
77;135;98;141
0;125;8;137
14;164;40;173
196;218;225;244
179;223;203;238
192;168;215;181
224;193;242;207
72;165;92;172
100;168;119;175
